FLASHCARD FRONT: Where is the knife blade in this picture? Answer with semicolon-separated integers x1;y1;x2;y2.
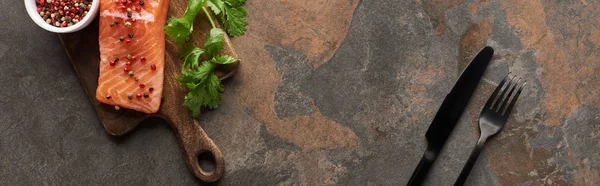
407;46;494;186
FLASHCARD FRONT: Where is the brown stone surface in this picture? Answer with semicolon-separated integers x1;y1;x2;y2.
1;0;600;185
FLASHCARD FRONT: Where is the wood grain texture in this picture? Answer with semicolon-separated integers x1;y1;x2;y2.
57;2;238;182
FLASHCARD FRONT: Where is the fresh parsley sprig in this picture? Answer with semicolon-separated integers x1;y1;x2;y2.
176;29;238;117
166;0;246;117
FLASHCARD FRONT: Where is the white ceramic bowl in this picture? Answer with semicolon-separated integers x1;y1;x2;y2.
24;0;100;33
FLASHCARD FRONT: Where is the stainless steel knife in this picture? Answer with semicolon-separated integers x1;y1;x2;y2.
407;46;494;186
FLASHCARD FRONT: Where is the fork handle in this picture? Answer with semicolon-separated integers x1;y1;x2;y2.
454;137;488;186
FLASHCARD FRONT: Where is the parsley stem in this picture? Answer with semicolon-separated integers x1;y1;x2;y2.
202;6;216;29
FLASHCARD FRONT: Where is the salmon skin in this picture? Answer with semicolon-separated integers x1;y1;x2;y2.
95;0;169;114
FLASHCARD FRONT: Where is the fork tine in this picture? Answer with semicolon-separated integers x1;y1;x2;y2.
499;78;521;114
503;81;525;116
484;74;510;110
493;75;516;111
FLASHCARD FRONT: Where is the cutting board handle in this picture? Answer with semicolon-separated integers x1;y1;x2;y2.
165;116;225;182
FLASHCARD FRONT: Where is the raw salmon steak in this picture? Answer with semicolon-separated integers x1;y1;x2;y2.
95;0;169;114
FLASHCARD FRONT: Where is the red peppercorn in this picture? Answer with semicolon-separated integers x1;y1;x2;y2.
126;61;131;66
124;67;129;72
140;56;146;62
150;64;156;70
60;21;67;27
120;5;126;10
121;0;127;3
37;7;42;12
149;87;154;92
105;94;112;100
125;39;131;43
139;84;145;88
134;77;139;81
135;6;141;11
131;56;137;61
136;93;142;98
69;13;75;18
109;61;116;66
131;18;136;22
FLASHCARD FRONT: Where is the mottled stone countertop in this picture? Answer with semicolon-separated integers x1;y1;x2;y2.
1;0;599;185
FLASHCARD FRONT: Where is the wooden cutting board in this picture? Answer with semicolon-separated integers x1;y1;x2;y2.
57;1;238;182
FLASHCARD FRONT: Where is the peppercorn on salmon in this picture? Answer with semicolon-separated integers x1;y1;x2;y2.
95;0;169;114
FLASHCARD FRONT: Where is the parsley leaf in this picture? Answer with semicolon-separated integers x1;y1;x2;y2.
178;60;223;117
207;0;248;36
211;55;238;64
203;28;225;57
178;43;200;59
165;0;206;44
183;73;223;117
207;0;225;15
180;44;204;72
223;5;248;36
176;41;238;117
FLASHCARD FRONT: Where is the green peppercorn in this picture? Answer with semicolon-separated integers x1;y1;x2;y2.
119;37;125;42
143;93;149;98
125;22;132;27
127;94;133;99
128;33;134;38
114;57;119;62
127;12;132;18
110;23;115;27
126;54;132;60
114;106;120;111
128;71;134;76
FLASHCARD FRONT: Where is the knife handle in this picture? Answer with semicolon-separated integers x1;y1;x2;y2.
407;146;439;186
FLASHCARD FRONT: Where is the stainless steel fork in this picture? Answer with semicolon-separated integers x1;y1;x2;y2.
453;74;525;186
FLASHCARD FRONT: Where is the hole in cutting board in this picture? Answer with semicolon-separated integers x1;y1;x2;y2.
198;151;216;175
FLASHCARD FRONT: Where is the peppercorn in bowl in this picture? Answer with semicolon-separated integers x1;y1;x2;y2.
25;0;99;33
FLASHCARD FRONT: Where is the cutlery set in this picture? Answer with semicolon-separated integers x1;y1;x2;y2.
407;46;525;186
